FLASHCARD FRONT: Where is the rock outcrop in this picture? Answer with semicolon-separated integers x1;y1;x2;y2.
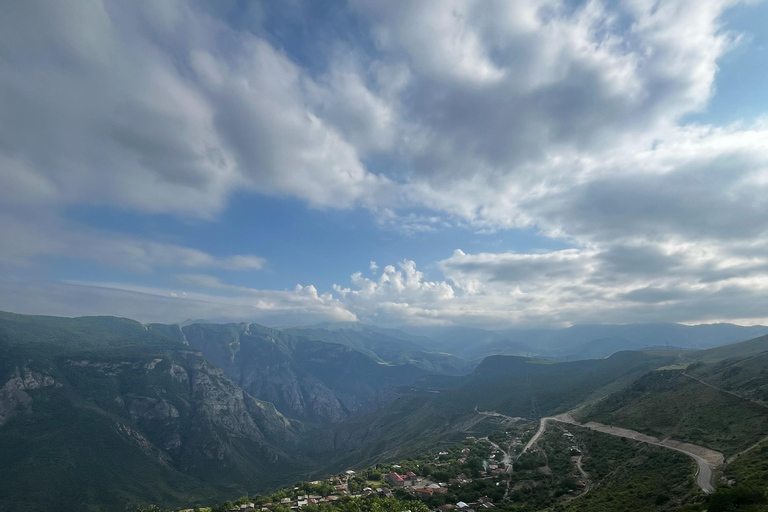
0;366;58;426
182;322;426;424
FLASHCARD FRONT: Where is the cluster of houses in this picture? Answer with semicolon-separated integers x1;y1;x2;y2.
206;490;496;512
206;460;503;512
479;464;508;477
386;471;420;487
562;431;586;492
562;430;581;455
385;471;451;497
436;496;495;512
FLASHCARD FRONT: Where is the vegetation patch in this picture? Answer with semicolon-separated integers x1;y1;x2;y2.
577;370;768;456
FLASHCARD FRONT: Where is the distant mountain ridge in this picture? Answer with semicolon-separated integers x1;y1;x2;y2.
284;323;472;375
400;322;768;361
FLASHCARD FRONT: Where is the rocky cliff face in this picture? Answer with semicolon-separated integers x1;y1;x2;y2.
58;349;304;472
0;366;60;426
0;312;316;510
181;322;426;424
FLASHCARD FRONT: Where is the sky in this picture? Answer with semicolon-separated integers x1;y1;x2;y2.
2;0;768;329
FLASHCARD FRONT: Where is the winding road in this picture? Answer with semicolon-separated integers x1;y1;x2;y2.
519;414;719;494
481;437;514;498
521;416;551;455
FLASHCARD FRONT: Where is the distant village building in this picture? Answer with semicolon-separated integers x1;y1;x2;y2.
386;471;420;487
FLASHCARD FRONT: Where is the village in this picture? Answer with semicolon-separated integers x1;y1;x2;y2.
208;463;501;512
195;420;592;512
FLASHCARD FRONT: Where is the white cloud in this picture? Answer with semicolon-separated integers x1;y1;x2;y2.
327;245;768;328
0;279;356;326
2;0;759;228
0;215;265;274
4;0;768;328
0;1;393;217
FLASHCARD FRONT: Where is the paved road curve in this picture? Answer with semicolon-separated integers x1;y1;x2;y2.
521;414;718;494
521;416;551;455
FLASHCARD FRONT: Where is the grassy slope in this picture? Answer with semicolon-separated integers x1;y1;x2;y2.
688;351;768;405
693;334;768;363
725;440;768;488
561;426;697;512
321;352;676;474
437;351;677;418
577;370;768;456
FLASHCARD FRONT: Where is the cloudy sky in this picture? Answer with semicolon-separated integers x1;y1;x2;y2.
2;0;768;328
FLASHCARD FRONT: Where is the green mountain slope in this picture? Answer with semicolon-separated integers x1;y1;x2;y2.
687;351;768;406
319;351;677;471
693;333;768;363
0;312;313;511
577;369;768;457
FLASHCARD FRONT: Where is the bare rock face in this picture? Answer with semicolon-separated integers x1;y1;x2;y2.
113;421;173;465
168;363;189;384
56;351;303;471
298;374;347;423
182;322;423;425
127;395;180;421
237;362;347;424
189;359;266;443
0;366;58;426
0;311;314;509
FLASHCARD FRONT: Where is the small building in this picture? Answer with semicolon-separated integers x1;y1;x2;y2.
387;472;406;487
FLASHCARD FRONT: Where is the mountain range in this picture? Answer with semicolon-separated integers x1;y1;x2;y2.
2;311;768;511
